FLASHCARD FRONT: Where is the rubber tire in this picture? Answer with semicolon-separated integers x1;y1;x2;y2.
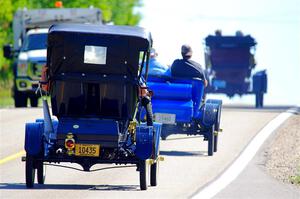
140;97;155;189
37;161;45;184
150;125;159;187
214;134;218;153
26;154;35;188
255;93;264;108
145;101;153;126
208;125;215;156
150;162;159;186
146;99;159;186
30;96;39;107
215;104;222;132
214;106;221;152
161;126;167;140
139;160;148;190
14;89;27;107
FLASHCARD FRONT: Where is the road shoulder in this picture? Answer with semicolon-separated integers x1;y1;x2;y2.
214;109;300;199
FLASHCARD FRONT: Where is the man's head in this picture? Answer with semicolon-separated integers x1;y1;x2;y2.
181;44;192;59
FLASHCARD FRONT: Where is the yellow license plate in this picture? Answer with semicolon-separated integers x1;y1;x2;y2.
75;144;100;157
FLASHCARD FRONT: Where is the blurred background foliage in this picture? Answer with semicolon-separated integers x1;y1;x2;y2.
0;0;142;85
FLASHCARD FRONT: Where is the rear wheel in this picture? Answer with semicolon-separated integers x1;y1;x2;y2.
146;99;160;186
139;160;148;190
37;161;45;184
145;100;153;126
161;127;167;140
140;96;158;189
150;161;159;186
208;125;215;156
214;105;221;152
25;154;35;188
213;133;218;152
255;93;264;108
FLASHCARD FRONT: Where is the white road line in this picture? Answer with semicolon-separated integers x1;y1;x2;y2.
193;109;296;199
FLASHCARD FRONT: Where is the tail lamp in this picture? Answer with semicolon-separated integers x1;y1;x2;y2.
65;133;75;155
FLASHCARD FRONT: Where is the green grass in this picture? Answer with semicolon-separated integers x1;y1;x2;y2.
290;175;300;185
0;87;13;108
0;80;48;108
290;165;300;186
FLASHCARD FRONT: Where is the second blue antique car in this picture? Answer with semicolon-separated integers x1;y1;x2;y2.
145;75;222;156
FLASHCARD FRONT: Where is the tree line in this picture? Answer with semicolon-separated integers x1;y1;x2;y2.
0;0;142;83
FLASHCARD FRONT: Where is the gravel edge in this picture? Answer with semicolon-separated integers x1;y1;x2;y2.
264;113;300;187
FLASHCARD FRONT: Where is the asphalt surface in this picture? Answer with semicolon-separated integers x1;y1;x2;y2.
214;109;300;199
214;150;300;199
0;106;284;198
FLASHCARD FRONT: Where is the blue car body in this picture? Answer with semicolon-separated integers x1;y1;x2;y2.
145;75;222;156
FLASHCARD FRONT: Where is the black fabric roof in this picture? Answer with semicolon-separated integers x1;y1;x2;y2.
205;35;256;48
47;23;152;78
49;23;152;44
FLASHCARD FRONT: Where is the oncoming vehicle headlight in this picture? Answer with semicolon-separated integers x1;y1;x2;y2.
17;61;28;76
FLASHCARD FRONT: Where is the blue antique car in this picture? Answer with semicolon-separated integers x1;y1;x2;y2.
145;75;222;156
24;24;161;190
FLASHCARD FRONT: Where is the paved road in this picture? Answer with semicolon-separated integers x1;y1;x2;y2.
214;108;300;199
0;107;281;198
214;146;300;199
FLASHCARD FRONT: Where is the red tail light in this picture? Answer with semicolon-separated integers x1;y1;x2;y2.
65;133;75;151
65;140;75;149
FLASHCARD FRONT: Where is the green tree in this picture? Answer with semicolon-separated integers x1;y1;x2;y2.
62;0;142;25
0;0;13;73
12;0;142;25
0;0;143;80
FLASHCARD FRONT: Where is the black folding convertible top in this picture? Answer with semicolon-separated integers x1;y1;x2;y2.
49;23;152;42
47;24;152;118
205;35;256;48
47;23;152;78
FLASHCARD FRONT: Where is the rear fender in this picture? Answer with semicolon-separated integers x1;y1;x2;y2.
135;125;154;160
35;119;58;156
202;102;218;128
24;122;44;156
35;118;58;139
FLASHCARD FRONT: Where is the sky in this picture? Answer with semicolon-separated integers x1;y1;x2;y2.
139;0;300;106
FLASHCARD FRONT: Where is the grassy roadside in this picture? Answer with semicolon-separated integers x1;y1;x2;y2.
0;81;13;108
0;81;48;108
290;169;300;185
288;115;300;187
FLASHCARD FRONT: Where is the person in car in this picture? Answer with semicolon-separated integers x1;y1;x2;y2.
143;48;170;76
171;44;208;87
